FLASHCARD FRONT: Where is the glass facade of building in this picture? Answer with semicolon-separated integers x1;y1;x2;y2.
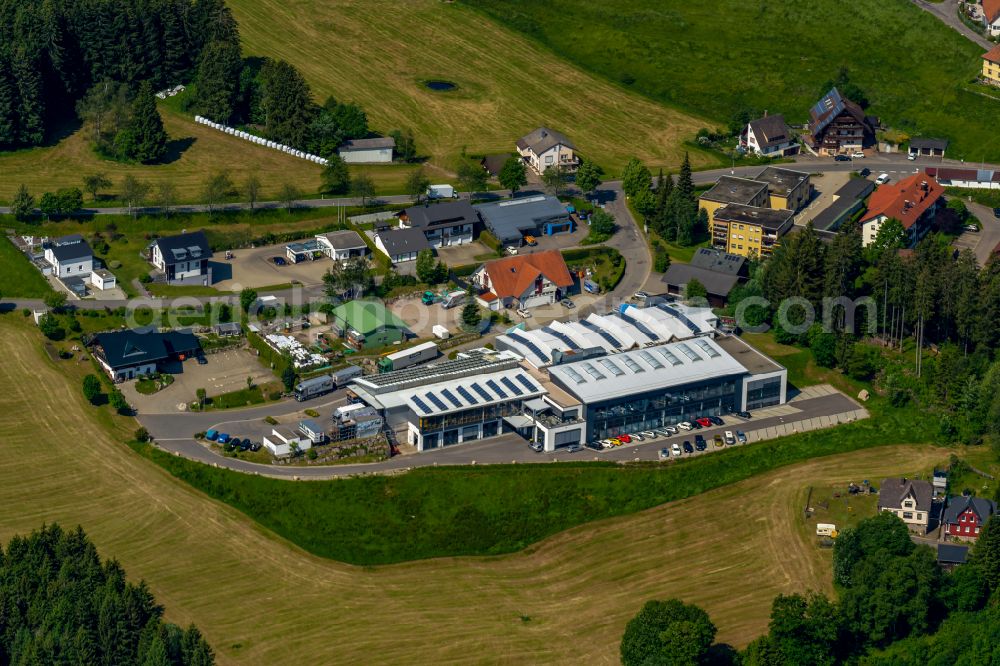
584;376;740;441
746;376;783;410
418;401;522;449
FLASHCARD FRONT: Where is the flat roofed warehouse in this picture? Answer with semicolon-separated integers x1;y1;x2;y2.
474;195;571;244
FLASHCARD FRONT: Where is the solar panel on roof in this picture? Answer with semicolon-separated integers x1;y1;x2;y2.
617;311;659;341
597;358;625;376
470;382;493;401
508;330;550;363
638;350;664;369
412;396;432;414
500;376;524;396
486;379;508;398
579;319;621;348
542;326;580;350
456;385;478;405
658;305;702;335
440;388;463;409
515;374;537;393
425;392;448;411
676;343;702;362
694;338;721;358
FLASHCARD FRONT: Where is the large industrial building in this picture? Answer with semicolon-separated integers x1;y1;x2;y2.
346;303;787;453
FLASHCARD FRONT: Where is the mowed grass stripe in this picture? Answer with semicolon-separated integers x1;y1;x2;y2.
227;0;709;173
0;318;947;662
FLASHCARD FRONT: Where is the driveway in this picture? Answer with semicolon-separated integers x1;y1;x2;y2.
910;0;992;50
958;200;1000;265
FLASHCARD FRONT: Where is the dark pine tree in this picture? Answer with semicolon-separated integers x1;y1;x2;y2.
125;80;168;162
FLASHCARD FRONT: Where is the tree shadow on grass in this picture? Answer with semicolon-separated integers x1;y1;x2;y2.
158;137;196;165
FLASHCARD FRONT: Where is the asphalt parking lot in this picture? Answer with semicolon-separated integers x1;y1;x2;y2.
212;243;338;291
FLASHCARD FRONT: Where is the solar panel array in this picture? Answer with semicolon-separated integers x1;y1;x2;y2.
456;385;478;404
501;376;524;396
579;319;622;348
470;382;492;402
426;392;448;411
508;330;550;364
440;388;463;409
410;371;547;416
542;326;580;350
486;379;508;398
412;395;432;414
516;374;538;392
658;305;702;335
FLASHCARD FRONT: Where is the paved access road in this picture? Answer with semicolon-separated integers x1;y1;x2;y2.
910;0;992;50
138;386;864;479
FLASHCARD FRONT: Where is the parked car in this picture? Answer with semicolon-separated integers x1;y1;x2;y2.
601;439;615;449
664;425;679;435
724;430;736;445
224;440;236;452
851;151;865;159
695;417;712;428
671;443;682;456
736;411;752;419
577;210;589;221
858;167;871;177
713;434;724;447
694;434;706;450
653;428;672;437
689;420;702;429
682;441;694;454
505;246;519;255
196;355;208;365
658;448;670;460
709;416;724;426
834;154;850;162
993;207;1000;218
677;421;693;431
561;298;575;309
736;430;748;444
564;444;582;453
633;291;649;301
618;434;632;444
907;152;916;161
271;256;287;266
216;433;231;444
875;173;890;185
641;430;657;439
964;225;979;232
516;308;532;319
205;429;219;441
630;432;644;441
239;438;251;451
608;438;621;447
529;442;543;452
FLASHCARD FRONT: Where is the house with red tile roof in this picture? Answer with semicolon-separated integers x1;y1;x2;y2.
984;0;1000;36
860;172;944;248
982;43;1000;85
471;249;575;310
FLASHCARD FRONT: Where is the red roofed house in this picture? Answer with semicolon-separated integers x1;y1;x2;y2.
860;172;944;248
983;43;1000;85
471;249;575;311
984;0;1000;37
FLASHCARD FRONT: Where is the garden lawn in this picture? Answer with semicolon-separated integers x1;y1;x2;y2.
0;240;54;299
462;0;1000;162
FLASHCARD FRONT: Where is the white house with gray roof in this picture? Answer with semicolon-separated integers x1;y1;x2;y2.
516;127;578;174
43;235;93;278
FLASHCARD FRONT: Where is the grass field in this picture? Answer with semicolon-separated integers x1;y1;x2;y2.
0;239;54;299
226;0;711;174
462;0;1000;163
0;106;421;205
0;316;951;663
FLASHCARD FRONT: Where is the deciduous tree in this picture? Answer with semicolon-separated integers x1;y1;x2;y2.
620;157;651;199
405;167;431;203
620;599;716;666
498;157;527;196
320;155;350;195
83;173;112;202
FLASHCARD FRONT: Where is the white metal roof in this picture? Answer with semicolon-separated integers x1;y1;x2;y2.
585;313;655;348
548;337;748;404
621;304;716;341
402;369;545;417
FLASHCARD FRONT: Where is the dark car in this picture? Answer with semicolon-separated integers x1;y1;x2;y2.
858;167;871;177
272;256;287;266
196;355;208;365
736;411;752;419
689;420;702;430
250;441;262;452
239;439;251;451
994;207;1000;219
694;434;706;451
834;154;851;162
709;416;724;426
682;441;694;454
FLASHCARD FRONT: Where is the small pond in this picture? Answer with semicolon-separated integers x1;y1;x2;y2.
424;80;457;91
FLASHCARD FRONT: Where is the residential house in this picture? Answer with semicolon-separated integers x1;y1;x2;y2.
860;172;945;247
924;166;1000;190
984;0;1000;37
698;176;770;228
149;231;213;285
811;178;875;232
397;200;479;247
315;230;369;262
937;543;970;572
515;127;579;174
806;87;877;155
983;44;1000;85
330;300;409;350
471;249;575;310
89;328;201;381
908;138;948;158
944;495;997;541
373;227;431;264
711;204;794;259
43;234;93;278
744;113;799;157
338;137;394;164
475;195;573;245
480;153;512;177
662;248;748;307
752;167;813;211
878;477;934;533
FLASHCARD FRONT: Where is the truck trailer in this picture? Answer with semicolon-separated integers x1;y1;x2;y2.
293;365;363;401
377;341;439;373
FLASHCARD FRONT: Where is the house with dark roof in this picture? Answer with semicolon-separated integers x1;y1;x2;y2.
471;249;575;309
337;137;395;164
937;543;969;571
860;172;944;248
811;178;875;232
475;195;573;244
149;231;213;285
806;88;877;155
397;200;480;247
481;153;513;177
515;127;578;174
908;137;948;158
662;248;748;307
373;227;431;264
89;328;201;381
43;234;93;278
878;477;934;533
944;495;997;541
984;43;1000;85
744;113;799;157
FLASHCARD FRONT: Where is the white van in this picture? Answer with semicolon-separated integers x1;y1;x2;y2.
816;523;837;537
875;173;890;185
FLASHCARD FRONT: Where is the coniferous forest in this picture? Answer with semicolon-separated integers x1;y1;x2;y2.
0;524;214;665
